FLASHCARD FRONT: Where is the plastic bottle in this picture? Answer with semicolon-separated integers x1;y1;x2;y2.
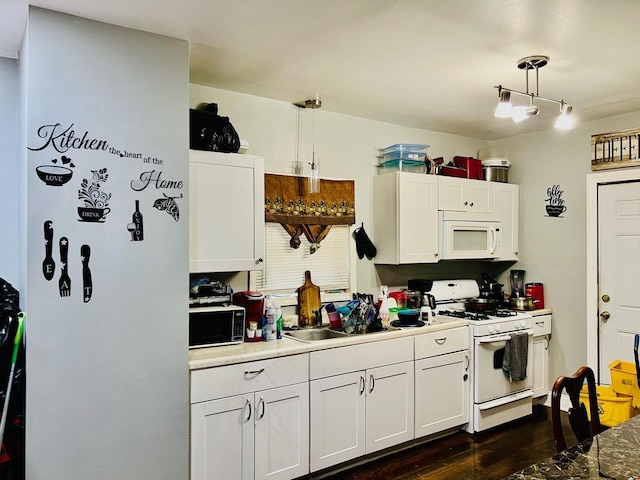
265;296;277;341
276;306;283;339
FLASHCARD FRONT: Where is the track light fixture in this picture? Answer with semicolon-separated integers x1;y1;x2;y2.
494;55;573;130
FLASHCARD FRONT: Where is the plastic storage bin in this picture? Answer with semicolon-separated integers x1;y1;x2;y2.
376;159;426;174
580;385;637;427
609;360;640;408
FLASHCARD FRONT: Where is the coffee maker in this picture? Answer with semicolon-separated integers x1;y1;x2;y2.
232;291;264;342
479;273;505;305
509;270;526;298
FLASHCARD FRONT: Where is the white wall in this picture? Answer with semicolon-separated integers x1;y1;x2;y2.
23;8;189;480
495;112;640;385
190;84;492;295
0;57;19;285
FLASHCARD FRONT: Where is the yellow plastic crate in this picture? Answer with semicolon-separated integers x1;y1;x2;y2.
580;385;638;427
609;360;640;409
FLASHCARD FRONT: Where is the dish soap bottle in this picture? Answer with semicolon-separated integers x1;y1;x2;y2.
276;305;283;339
265;296;277;341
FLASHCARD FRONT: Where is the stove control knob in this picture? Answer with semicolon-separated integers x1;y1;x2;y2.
520;320;526;328
495;324;501;333
488;325;495;334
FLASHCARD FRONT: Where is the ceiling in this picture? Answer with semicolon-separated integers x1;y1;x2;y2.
3;0;640;140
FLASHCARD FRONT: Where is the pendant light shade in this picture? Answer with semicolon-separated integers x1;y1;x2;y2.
494;89;512;118
554;104;573;130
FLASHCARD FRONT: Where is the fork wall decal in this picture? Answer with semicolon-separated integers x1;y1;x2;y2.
59;237;71;297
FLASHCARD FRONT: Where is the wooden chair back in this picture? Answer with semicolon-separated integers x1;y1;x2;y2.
551;365;602;452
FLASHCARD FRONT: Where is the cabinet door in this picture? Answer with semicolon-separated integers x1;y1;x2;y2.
415;350;470;438
191;394;254;480
254;383;309;480
365;361;415;453
373;172;438;264
493;183;519;260
189;150;265;272
310;371;366;472
532;336;549;398
438;176;493;213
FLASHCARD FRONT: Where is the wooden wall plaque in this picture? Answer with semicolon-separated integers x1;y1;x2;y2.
591;127;640;171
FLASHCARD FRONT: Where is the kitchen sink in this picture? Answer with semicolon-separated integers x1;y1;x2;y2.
284;326;400;342
284;328;348;342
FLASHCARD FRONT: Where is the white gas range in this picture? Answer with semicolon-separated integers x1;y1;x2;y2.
428;280;534;433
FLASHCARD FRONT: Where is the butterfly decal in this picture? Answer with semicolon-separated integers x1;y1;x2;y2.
153;193;183;221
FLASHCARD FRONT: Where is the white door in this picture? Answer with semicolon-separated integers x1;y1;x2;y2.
365;361;414;454
415;350;470;437
309;371;366;472
598;181;640;384
254;383;309;480
190;394;254;480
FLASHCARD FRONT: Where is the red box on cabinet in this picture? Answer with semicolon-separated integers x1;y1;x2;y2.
453;156;484;180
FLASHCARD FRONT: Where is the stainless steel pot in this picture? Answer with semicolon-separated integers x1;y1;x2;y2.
483;166;509;183
508;296;535;310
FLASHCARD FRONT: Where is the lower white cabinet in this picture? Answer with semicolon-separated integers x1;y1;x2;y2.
532;314;552;398
414;327;470;437
309;338;415;472
190;355;309;480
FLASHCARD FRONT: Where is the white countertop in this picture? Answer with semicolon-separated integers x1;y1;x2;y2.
188;317;468;370
530;308;553;316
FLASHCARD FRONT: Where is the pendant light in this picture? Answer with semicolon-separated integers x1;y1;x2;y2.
293;96;322;193
494;55;573;130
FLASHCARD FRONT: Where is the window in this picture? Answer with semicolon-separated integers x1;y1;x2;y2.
251;224;355;306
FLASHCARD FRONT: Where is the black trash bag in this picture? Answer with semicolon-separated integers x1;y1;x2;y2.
189;103;241;153
0;278;19;316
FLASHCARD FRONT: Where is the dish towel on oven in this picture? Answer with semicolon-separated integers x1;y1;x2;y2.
502;332;528;382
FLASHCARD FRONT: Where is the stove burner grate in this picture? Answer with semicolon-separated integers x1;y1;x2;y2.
437;309;518;320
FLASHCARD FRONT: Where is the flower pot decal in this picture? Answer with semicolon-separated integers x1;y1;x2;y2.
545;184;566;217
78;168;111;222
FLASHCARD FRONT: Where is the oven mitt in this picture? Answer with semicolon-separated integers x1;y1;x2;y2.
353;223;377;259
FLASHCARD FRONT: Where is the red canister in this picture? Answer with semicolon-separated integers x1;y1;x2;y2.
525;283;544;310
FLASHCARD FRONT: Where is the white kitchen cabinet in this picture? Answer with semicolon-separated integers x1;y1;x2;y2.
373;172;439;264
414;327;470;437
190;355;309;480
309;337;414;472
532;314;552;398
438;176;494;213
493;183;519;261
189;150;265;272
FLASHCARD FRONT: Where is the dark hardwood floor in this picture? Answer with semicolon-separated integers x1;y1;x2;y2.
318;404;569;480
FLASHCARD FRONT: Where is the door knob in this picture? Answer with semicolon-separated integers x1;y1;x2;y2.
600;311;611;321
602;294;610;303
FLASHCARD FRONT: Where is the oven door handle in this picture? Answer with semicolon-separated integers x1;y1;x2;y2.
477;330;534;344
478;335;512;343
478;390;533;411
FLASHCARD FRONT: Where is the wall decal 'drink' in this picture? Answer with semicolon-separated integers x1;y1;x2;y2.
78;168;111;223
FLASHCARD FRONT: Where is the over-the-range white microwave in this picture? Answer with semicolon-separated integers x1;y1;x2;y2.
439;211;502;260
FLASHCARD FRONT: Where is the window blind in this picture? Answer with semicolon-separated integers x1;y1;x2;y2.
254;224;351;295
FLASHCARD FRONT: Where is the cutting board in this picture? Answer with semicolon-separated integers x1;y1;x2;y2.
297;270;321;327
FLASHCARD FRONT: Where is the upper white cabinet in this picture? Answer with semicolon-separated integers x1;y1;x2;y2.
493;182;519;261
373;172;439;264
438;176;494;213
189;150;265;272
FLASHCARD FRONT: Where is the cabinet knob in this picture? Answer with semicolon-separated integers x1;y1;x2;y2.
464;201;468;206
257;258;264;263
469;202;474;207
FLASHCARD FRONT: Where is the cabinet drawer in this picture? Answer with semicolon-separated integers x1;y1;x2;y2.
414;327;468;359
532;315;552;336
310;337;413;380
190;354;309;403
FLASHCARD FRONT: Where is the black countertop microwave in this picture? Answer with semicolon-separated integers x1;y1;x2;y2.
189;305;245;348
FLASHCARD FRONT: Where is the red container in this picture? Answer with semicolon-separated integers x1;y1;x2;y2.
453;156;484;180
525;283;544;310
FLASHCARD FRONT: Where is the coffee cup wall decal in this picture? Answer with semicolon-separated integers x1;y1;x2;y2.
545;184;566;217
78;168;111;222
